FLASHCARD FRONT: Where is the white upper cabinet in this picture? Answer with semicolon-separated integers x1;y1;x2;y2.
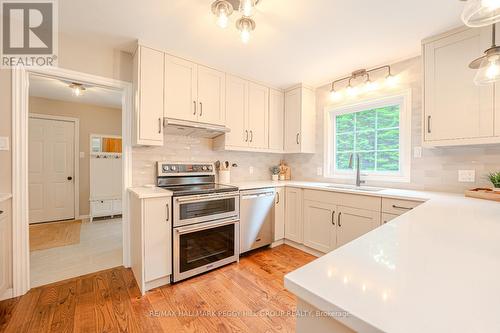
284;86;316;153
164;54;197;122
247;82;269;149
269;89;285;151
133;45;164;146
423;26;500;146
224;75;248;147
197;65;226;125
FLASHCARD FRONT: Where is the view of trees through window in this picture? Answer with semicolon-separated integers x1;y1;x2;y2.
335;105;400;172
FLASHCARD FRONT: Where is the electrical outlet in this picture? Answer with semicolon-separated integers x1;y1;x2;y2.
317;167;323;176
0;136;10;151
249;166;254;174
458;170;475;182
413;146;422;158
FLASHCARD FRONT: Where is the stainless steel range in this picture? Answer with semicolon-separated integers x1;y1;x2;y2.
156;162;240;283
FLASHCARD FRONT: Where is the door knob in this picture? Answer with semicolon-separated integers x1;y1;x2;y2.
67;176;73;181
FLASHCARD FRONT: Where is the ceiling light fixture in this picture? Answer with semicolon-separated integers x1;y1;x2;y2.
69;82;86;97
329;66;397;101
236;16;256;44
469;24;500;85
211;0;234;28
461;0;500;27
240;0;256;16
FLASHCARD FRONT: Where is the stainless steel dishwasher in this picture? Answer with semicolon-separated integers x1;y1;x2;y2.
239;188;276;254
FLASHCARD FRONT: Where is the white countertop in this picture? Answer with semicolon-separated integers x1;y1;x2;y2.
0;193;12;203
128;186;172;199
245;181;500;333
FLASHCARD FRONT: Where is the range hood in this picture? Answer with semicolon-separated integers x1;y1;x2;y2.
163;118;230;139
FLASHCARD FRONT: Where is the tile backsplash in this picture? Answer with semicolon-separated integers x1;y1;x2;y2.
132;135;283;186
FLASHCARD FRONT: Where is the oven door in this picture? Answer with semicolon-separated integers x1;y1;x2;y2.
173;218;239;282
173;192;239;227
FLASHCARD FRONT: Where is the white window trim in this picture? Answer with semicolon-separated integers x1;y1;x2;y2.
323;89;412;183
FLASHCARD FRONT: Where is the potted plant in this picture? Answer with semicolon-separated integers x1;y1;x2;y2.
270;166;280;181
488;172;500;192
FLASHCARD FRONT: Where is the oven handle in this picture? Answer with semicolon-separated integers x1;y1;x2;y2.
174;218;239;235
175;193;239;203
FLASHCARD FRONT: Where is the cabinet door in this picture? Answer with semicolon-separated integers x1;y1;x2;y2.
0;202;10;297
225;75;249;147
144;197;172;282
424;28;494;142
285;187;303;243
197;65;226;126
284;88;302;152
273;187;285;241
303;200;336;253
269;89;284;151
381;213;398;225
164;54;198;122
336;206;380;248
248;82;269;149
137;46;164;145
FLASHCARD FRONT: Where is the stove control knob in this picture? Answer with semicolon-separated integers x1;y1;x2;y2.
170;165;177;171
162;165;169;172
208;165;213;171
202;165;208;171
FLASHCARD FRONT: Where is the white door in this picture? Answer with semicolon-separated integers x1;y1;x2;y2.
164;54;198;122
225;75;248;147
269;89;284;151
248;82;269;149
284;88;302;152
336;206;380;247
197;65;226;125
303;200;336;253
284;187;303;243
29;117;75;223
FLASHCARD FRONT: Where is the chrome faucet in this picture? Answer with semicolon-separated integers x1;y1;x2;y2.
348;153;365;187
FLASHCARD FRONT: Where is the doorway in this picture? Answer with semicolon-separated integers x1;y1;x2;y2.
11;66;132;296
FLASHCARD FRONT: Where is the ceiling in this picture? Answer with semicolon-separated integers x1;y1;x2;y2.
59;0;464;88
29;74;122;108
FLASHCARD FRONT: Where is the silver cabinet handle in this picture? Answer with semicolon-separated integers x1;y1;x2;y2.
338;212;342;227
331;211;335;226
276;192;280;204
193;101;197;115
250;130;253;142
245;130;249;142
166;203;169;222
427;115;431;134
199;102;203;116
296;133;300;145
158;118;162;134
392;204;412;210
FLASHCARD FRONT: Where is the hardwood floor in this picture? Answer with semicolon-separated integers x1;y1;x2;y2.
0;245;315;333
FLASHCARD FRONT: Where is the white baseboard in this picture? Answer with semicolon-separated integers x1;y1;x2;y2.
0;288;13;301
270;239;284;248
78;214;90;220
283;239;324;257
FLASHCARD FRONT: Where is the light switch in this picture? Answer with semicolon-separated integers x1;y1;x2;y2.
0;137;10;151
458;170;475;182
317;167;323;176
249;166;254;174
413;146;422;158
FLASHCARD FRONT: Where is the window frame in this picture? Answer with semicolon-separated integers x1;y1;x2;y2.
323;89;412;183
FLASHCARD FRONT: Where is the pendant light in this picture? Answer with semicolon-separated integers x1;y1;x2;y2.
239;0;256;16
211;0;234;28
69;83;86;97
236;16;255;44
461;0;500;27
469;24;500;85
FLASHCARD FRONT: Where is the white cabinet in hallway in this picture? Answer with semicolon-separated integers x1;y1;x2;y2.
273;187;285;241
336;206;380;248
303;200;336;253
423;26;500;146
129;191;172;294
133;45;164;146
269;89;285;151
284;85;316;153
285;187;303;243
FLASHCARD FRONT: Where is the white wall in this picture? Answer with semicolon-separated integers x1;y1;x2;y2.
286;56;500;193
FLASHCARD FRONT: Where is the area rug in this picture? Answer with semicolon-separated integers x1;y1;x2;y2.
30;219;82;251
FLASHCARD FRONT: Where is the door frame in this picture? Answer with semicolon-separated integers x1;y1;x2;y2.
12;66;133;297
28;113;80;222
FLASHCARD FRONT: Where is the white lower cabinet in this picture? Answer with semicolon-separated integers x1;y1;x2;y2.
336;206;380;248
0;200;11;299
303;200;336;253
129;193;172;294
381;213;399;224
273;187;285;241
285;187;303;243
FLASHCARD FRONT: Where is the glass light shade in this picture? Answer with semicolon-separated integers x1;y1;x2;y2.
473;55;500;85
385;74;399;87
364;80;380;92
236;16;255;44
240;0;256;16
330;90;342;101
241;28;250;43
462;0;500;27
69;83;85;97
346;85;359;97
217;9;229;28
211;0;233;28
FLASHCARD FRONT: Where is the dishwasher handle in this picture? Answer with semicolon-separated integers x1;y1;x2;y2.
241;192;275;200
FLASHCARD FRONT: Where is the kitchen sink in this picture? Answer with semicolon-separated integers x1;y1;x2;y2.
325;184;384;192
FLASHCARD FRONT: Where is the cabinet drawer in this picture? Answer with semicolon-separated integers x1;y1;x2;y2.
304;189;381;212
91;200;113;214
381;212;399;225
382;198;422;215
112;199;122;213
